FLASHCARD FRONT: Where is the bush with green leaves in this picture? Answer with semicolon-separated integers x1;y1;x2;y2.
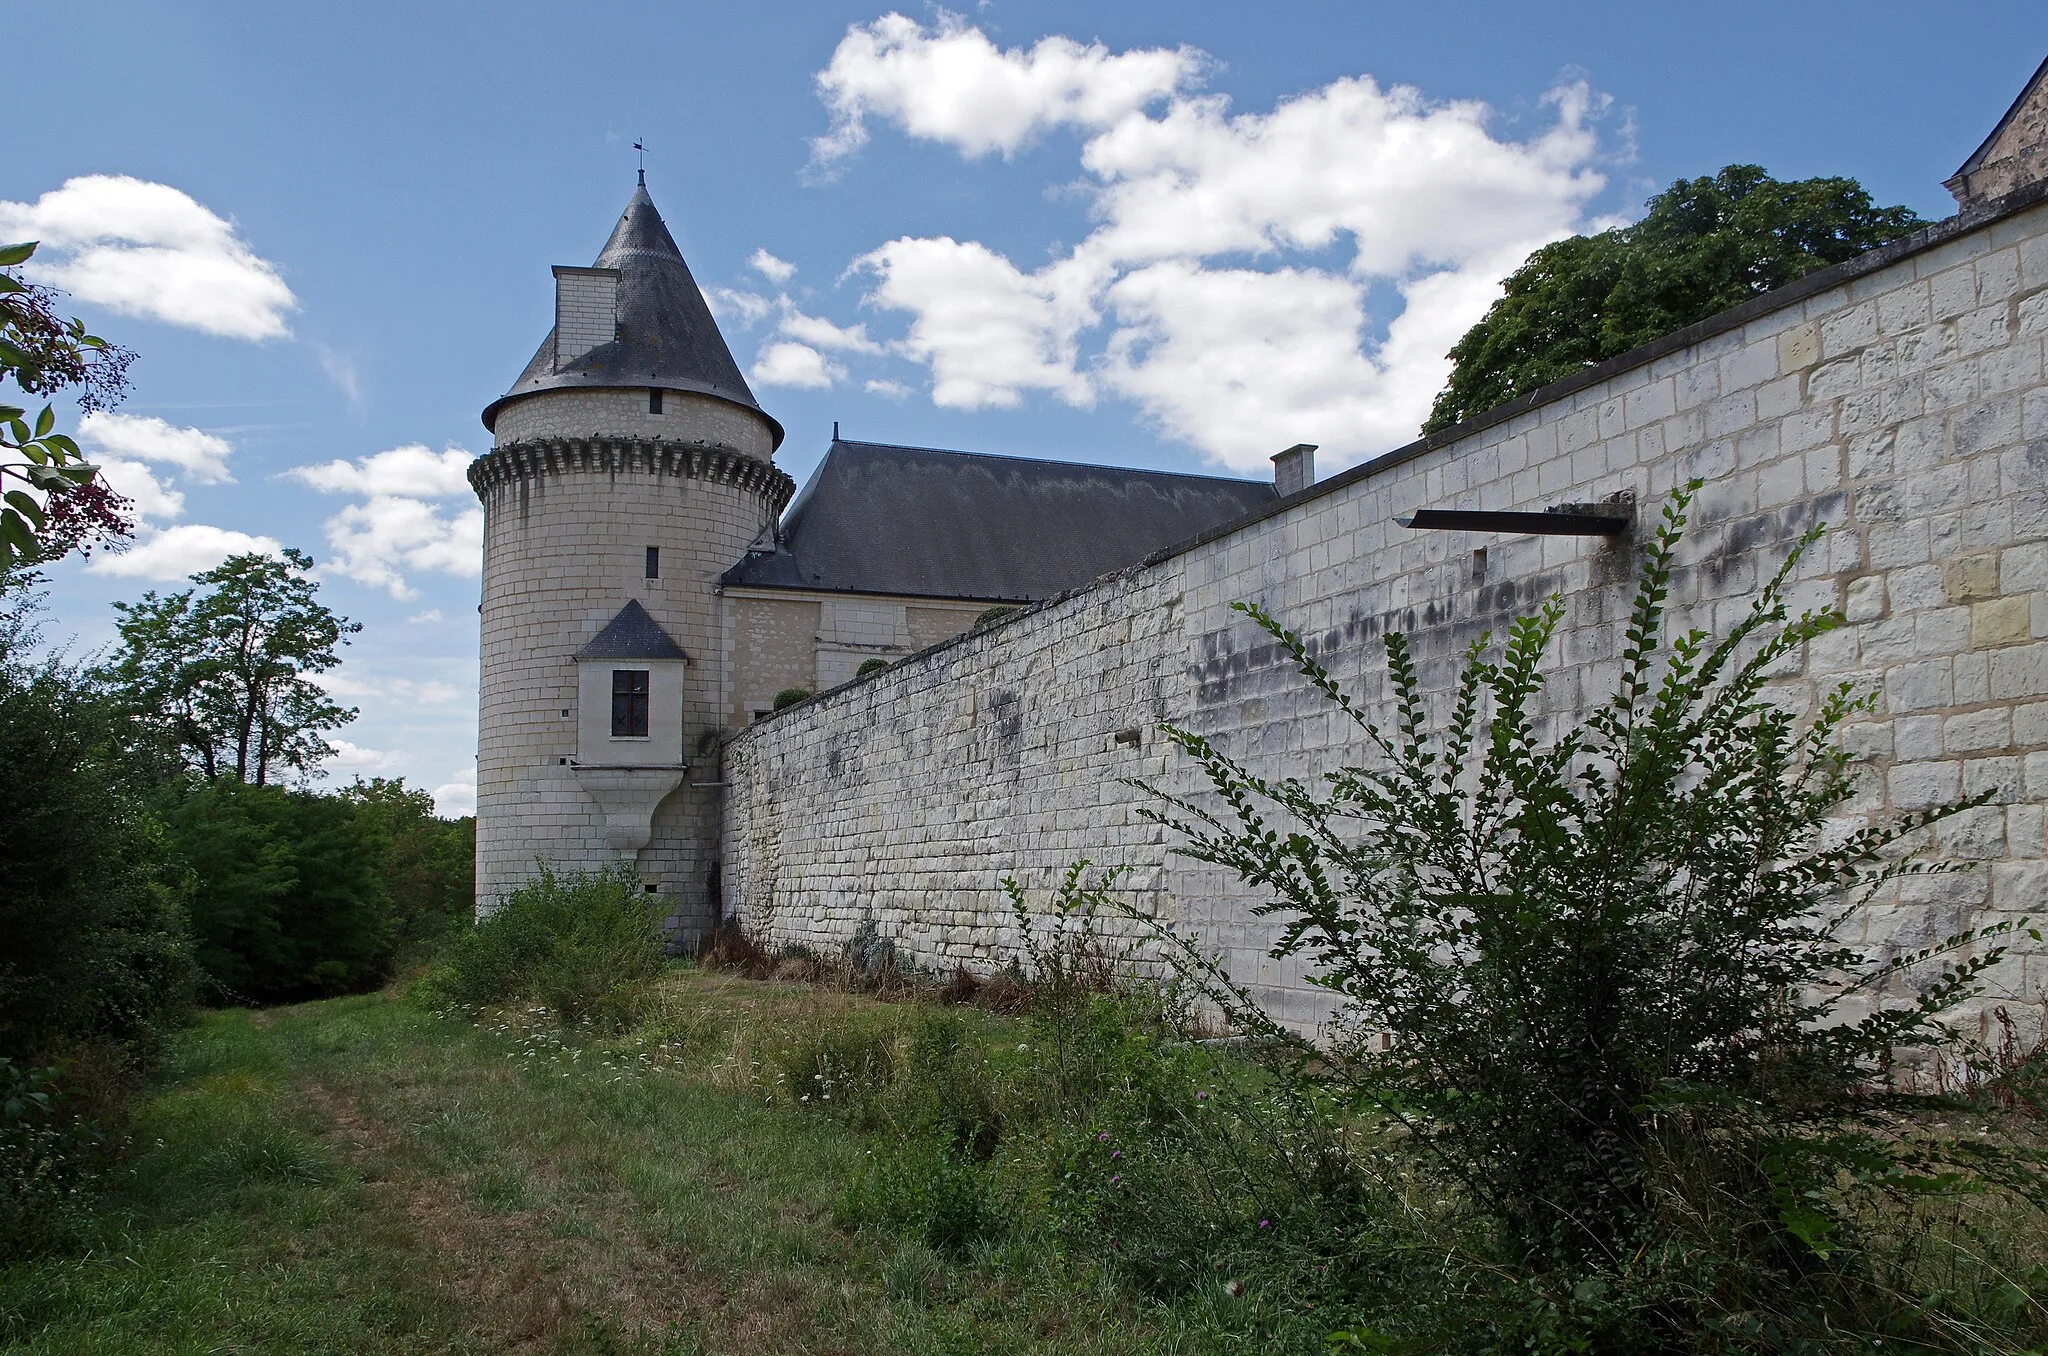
1135;485;2043;1347
160;778;391;1003
419;866;666;1028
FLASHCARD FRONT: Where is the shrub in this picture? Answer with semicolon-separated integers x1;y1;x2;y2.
974;604;1019;628
856;658;890;677
0;1059;102;1260
772;687;811;711
420;866;665;1028
1133;484;2043;1345
161;778;390;1003
0;606;193;1067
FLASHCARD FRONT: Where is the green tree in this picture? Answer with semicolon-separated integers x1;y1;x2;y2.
339;777;476;949
0;241;135;573
0;589;192;1067
1423;166;1925;433
108;550;361;785
160;778;389;1002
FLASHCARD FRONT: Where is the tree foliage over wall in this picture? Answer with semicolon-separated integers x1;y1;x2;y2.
1424;166;1926;433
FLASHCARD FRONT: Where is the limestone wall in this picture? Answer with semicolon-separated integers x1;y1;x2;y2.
491;389;777;459
720;191;2048;1030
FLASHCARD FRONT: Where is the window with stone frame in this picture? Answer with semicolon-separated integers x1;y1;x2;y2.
611;669;650;737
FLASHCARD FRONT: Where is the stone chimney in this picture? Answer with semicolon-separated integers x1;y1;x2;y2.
1947;56;2048;212
1271;443;1317;497
552;265;621;367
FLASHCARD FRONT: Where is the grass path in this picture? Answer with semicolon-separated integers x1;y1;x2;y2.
0;977;1191;1355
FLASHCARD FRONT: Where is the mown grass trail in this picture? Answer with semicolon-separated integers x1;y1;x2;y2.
0;976;1205;1355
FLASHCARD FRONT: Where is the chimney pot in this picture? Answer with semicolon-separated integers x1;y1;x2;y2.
1271;443;1317;497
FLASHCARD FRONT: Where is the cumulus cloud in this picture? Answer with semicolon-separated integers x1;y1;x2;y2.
286;444;471;498
0;175;296;340
433;776;477;818
857;238;1096;409
812;16;1614;470
407;608;445;625
865;378;913;399
93;457;185;522
325;739;406;773
778;307;884;355
813;12;1204;165
286;444;481;598
88;524;285;580
78;411;234;482
751;341;843;389
749;248;796;283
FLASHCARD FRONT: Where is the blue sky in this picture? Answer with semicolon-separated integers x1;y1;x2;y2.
12;1;2044;813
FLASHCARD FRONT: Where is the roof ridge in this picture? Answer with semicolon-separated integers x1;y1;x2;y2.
831;438;1270;487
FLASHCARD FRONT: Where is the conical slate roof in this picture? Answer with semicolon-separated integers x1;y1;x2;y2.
483;180;782;447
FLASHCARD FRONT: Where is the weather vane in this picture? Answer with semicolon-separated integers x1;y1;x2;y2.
633;138;647;184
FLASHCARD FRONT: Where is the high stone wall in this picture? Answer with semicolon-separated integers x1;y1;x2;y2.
720;188;2048;1032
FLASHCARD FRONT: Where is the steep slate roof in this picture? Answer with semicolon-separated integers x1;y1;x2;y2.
721;438;1278;602
575;599;689;661
1947;55;2048;207
483;178;782;446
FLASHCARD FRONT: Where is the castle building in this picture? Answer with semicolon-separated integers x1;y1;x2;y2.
479;62;2048;1026
468;176;1290;930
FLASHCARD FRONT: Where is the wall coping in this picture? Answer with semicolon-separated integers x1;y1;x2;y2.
728;178;2048;739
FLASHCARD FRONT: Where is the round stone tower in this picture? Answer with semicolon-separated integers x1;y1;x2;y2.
469;176;793;937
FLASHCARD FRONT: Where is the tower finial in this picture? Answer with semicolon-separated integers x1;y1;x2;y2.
633;138;647;186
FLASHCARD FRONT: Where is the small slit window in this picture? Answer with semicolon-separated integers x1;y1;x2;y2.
645;546;659;579
648;388;663;414
611;669;650;737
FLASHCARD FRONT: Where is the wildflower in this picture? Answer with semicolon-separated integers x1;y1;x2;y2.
1258;1218;1269;1228
1111;1149;1121;1159
1225;1279;1246;1298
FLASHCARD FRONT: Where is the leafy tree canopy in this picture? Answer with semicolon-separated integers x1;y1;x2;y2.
1423;165;1926;433
107;549;360;785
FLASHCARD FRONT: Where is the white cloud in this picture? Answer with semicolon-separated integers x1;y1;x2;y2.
325;739;406;773
813;11;1204;165
432;776;477;818
286;444;481;597
705;286;773;325
407;608;445;625
0;175;297;340
87;524;285;580
78;411;234;482
751;341;844;390
865;378;914;399
313;342;364;405
818;17;1614;469
778;306;884;355
316;671;467;706
286;443;472;498
749;248;796;283
857;237;1097;409
317;496;483;599
93;457;185;522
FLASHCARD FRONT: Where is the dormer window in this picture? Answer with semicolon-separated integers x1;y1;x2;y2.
611;670;650;737
649;388;663;414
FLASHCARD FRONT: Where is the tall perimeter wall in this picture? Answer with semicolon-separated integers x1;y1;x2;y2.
721;188;2048;1031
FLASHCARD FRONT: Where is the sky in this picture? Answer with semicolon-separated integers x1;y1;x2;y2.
10;0;2045;816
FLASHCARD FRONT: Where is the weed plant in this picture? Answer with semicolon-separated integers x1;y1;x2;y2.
1127;483;2048;1351
417;865;666;1029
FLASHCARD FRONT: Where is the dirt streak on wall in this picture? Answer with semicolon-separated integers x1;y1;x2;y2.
722;190;2048;1031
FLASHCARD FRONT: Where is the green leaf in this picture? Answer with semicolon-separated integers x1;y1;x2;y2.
0;274;25;295
0;336;29;369
4;489;46;529
0;240;37;266
33;405;54;437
